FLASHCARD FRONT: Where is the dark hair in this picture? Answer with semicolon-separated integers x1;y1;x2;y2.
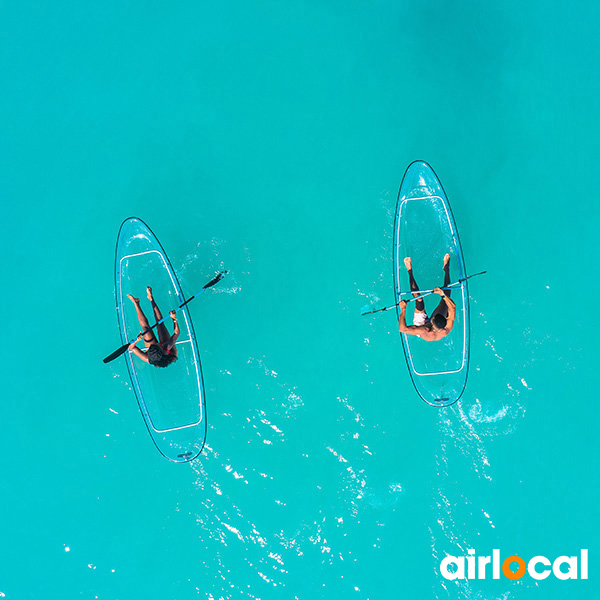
147;344;177;368
432;314;447;329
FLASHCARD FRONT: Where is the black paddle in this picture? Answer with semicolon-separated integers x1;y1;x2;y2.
361;271;487;316
103;270;228;364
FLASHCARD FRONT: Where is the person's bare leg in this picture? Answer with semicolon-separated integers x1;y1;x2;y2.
147;287;171;345
432;253;451;319
404;257;426;314
442;252;451;294
127;294;157;346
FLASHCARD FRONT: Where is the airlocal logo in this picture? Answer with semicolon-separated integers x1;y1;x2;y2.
440;549;588;580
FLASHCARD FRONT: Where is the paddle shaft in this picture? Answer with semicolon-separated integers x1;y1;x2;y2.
154;286;212;325
103;271;226;363
399;270;487;297
362;271;486;316
141;271;226;331
149;290;204;328
361;288;451;316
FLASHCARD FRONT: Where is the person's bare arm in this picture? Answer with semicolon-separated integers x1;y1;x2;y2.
444;296;456;332
129;333;149;363
166;311;180;349
433;287;457;334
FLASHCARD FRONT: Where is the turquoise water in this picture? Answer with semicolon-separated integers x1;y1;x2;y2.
1;1;598;598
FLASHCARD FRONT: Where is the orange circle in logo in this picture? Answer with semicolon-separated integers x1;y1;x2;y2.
502;556;526;580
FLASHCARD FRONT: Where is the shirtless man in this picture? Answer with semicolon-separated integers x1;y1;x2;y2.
398;253;456;342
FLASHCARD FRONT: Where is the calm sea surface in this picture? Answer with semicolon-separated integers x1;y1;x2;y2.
1;1;598;598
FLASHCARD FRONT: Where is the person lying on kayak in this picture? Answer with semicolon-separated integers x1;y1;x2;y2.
398;254;456;342
126;287;179;367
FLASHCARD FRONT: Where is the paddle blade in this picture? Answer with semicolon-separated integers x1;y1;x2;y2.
459;270;487;284
203;270;227;289
362;304;395;316
103;342;130;364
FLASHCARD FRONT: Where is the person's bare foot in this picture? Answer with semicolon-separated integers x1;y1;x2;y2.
126;294;140;304
404;256;412;271
443;253;450;269
147;286;154;302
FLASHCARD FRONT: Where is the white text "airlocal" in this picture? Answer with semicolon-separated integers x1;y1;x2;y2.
440;549;588;580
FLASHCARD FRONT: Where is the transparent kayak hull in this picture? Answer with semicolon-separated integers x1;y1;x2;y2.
393;162;469;407
115;217;206;461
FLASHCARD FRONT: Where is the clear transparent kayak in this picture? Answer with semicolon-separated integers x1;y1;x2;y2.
115;217;206;461
393;161;469;407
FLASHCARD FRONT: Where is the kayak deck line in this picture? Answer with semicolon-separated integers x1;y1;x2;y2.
119;249;180;294
395;195;468;379
409;359;467;377
143;338;203;433
117;256;202;432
